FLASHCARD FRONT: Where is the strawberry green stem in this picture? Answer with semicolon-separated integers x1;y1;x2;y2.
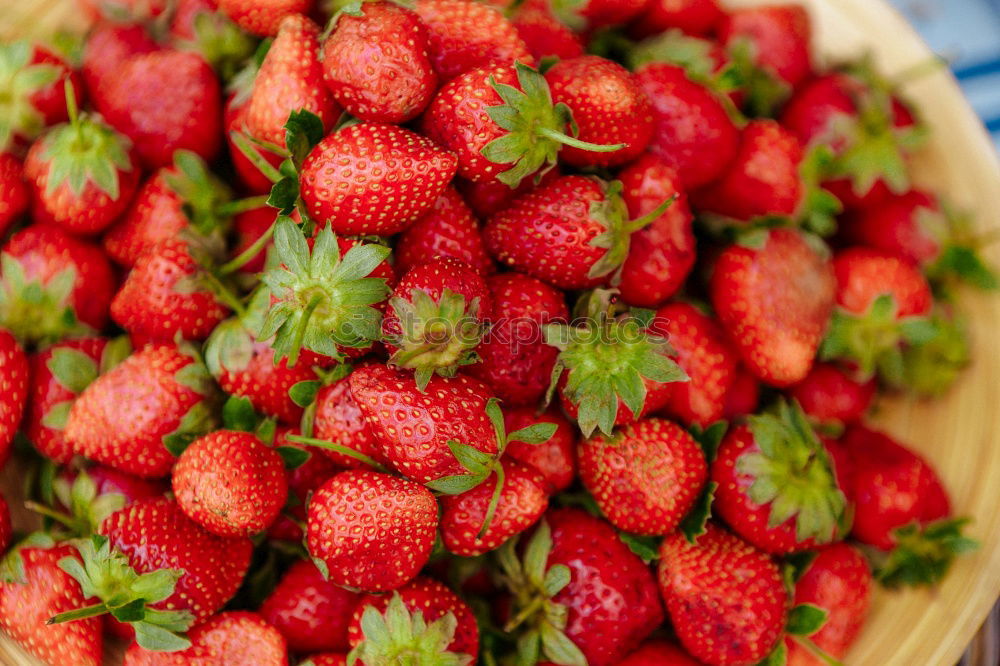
289;294;323;367
64;79;82;143
790;635;843;666
201;270;246;318
286;434;389;472
504;596;545;632
478;464;506;540
535;127;624;153
219;219;276;275
24;501;79;530
217;195;269;217
48;602;109;625
229;131;283;183
624;194;678;233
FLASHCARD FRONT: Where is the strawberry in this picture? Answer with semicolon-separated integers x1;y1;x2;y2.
545;55;654;167
173;429;289;537
842;424;974;586
59;465;168;511
467;273;565;406
300;122;458;235
347;576;480;663
581;418;707;535
24;92;139;236
307;469;439;592
554;0;648;31
95;49;222;169
719;4;813;90
440;458;549;556
259;559;361;654
711;228;835;387
1;42;83;152
80;23;160;97
658;525;788;664
722;363;761;419
0;541;103;666
168;0;257;79
350;364;499;483
456;166;561;218
246;14;338;148
0;329;28;462
267;427;343;541
484;175;671;290
820;246;933;379
789;362;875;427
651;303;738;427
321;2;437;124
413;0;532;81
498;509;664;666
1;224;115;343
307;375;385;469
633;63;740;189
382;257;492;387
26;336;126;463
617;154;696;308
0;153;28;236
123;611;288;665
217;0;312;36
111;237;231;344
395;186;493;277
630;0;724;39
784;543;872;665
508;0;585;62
65;344;220;478
712;400;848;554
617;639;702;665
0;494;9;554
423;62;623;188
503;406;577;493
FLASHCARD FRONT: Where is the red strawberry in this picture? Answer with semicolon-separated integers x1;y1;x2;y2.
413;0;532;81
1;225;115;343
556;0;648;30
382;257;492;387
821;247;933;379
508;0;585;61
424;62;621;187
468;273;566;406
784;543;872;665
719;4;813;89
173;430;289;537
24;100;138;236
260;560;361;654
26;336;121;463
246;14;338;147
658;525;788;665
456;166;561;218
617;154;696;308
711;228;835;387
618;639;702;665
60;465;168;509
0;42;83;151
545;55;654;167
0;153;28;237
350;364;499;483
308;375;385;469
440;458;549;556
321;2;436;124
580;418;707;535
0;542;103;666
789;362;875;427
630;0;724;38
692;119;806;221
307;469;439;592
842;425;973;586
123;611;288;665
80;23;160;96
217;0;312;36
633;63;740;189
0;329;28;462
712;400;848;554
347;576;480;662
95;49;222;169
651;303;738;427
267;427;343;541
722;363;761;419
503;406;577;493
395;186;492;277
300;122;458;235
111;238;231;344
498;509;664;666
65;344;219;478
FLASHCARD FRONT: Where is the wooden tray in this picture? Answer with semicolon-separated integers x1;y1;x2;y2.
2;0;1000;664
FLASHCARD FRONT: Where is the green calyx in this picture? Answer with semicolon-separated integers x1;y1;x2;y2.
900;311;970;397
724;37;792;119
0;252;90;345
162;352;221;457
587;179;676;281
42;80;133;200
819;294;936;382
50;535;195;653
347;594;472;666
796;144;843;237
481;62;625;189
164;150;236;239
0;41;61;151
873;517;977;588
259;218;392;367
386;288;486;391
493;520;587;666
921;203;999;291
626;29;718;80
26;470;126;538
179;10;257;80
544;289;688;437
738;399;847;544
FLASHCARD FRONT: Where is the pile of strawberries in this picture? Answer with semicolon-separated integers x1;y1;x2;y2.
0;0;991;663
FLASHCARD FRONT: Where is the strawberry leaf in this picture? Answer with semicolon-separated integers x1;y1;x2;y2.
786;603;828;636
289;380;321;407
679;481;717;544
276;445;311;470
618;533;661;563
221;395;259;432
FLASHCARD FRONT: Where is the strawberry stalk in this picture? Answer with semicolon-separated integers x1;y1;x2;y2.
285;434;390;473
219;219;276;275
229;130;285;183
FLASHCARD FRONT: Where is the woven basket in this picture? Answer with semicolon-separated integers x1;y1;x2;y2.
2;0;1000;664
